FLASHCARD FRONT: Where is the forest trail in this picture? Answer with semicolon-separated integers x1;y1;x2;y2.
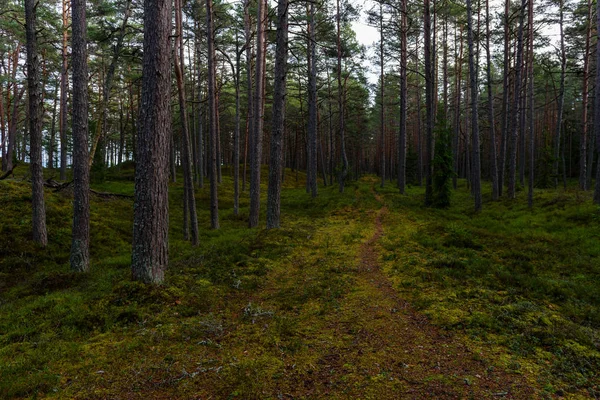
292;186;538;398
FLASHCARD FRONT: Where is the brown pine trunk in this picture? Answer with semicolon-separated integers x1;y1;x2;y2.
266;0;289;229
207;0;220;229
132;0;172;284
25;0;48;246
70;0;90;271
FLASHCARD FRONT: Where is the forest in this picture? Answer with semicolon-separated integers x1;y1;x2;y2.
1;0;600;397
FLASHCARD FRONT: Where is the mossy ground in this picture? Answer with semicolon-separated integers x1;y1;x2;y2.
0;165;599;399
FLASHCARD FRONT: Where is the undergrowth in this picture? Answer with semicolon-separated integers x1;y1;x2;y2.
1;165;599;398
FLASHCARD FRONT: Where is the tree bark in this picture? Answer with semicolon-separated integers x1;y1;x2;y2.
485;0;498;200
307;1;318;198
70;0;90;271
174;0;199;245
553;0;566;189
60;0;69;181
580;0;592;190
337;0;348;193
507;0;525;199
398;0;407;194
467;0;482;210
132;0;171;284
25;0;48;247
249;0;266;226
527;0;534;207
594;0;600;203
207;0;220;229
266;0;288;229
424;0;433;206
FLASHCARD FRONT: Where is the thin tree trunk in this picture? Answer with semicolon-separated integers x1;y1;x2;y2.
307;1;318;197
595;0;600;203
485;0;498;200
499;0;510;196
453;26;463;190
266;0;288;229
249;0;266;227
207;0;219;229
424;0;433;206
70;0;90;271
174;0;199;245
580;0;592;190
379;1;385;188
398;0;408;193
25;0;48;247
527;0;534;207
507;0;525;199
467;0;482;210
60;0;69;180
337;0;348;193
553;0;566;189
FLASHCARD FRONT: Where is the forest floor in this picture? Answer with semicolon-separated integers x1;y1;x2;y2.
1;165;600;399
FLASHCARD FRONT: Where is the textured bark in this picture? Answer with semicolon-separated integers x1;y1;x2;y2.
174;0;199;245
397;0;407;194
379;2;385;189
595;0;600;204
25;0;48;247
452;27;462;190
424;0;433;206
249;0;266;226
6;85;24;173
337;0;348;193
553;1;566;189
485;0;498;201
580;0;592;190
266;0;288;229
70;0;90;272
507;0;525;199
244;0;253;194
48;81;59;169
498;0;510;196
234;34;242;215
527;0;534;207
131;0;171;284
60;0;69;181
207;0;219;229
307;1;318;198
467;0;481;211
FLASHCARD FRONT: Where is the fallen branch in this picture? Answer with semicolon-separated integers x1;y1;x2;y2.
0;162;18;180
90;188;133;199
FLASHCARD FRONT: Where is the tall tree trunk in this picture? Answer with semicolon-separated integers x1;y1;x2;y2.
453;26;463;190
266;0;289;229
207;0;219;228
499;0;510;196
131;0;171;284
467;0;482;210
243;0;253;193
507;0;525;199
595;0;600;203
25;0;48;247
424;0;433;206
485;0;498;200
527;0;534;207
60;0;69;181
48;81;59;168
70;0;90;271
398;0;407;194
379;1;385;188
233;33;242;215
174;0;199;245
337;0;348;193
307;1;318;198
6;85;25;173
580;0;592;190
249;0;266;227
553;0;566;189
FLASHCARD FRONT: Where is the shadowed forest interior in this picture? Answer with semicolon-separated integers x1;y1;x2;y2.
1;0;600;397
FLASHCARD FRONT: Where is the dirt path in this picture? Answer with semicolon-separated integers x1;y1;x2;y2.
302;192;537;398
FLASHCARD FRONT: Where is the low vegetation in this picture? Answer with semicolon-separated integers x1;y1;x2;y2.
1;166;599;398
